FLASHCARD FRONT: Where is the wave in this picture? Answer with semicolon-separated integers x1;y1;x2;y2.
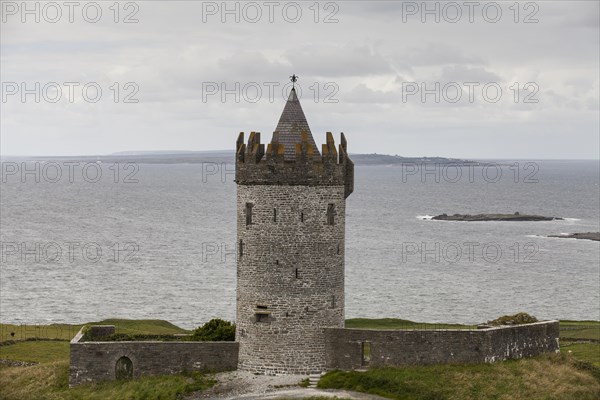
417;215;434;220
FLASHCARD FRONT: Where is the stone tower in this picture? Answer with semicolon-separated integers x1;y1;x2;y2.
235;87;354;374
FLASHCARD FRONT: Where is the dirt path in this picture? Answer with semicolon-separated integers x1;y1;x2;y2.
186;370;388;400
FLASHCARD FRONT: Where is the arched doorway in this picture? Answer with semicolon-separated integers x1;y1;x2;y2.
115;356;133;380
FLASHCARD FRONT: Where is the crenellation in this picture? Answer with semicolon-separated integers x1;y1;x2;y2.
235;122;353;192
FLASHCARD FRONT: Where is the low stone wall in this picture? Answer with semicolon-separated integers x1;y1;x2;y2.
69;328;239;387
483;321;560;362
324;320;559;370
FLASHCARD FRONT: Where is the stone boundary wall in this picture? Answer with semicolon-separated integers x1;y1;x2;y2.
69;328;239;387
324;320;559;370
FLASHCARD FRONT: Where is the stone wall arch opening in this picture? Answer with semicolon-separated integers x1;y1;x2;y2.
115;356;133;380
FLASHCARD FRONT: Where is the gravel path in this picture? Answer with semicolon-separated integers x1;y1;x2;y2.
186;370;388;400
186;370;308;399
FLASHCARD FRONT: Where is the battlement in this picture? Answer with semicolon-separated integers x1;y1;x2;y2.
235;131;354;198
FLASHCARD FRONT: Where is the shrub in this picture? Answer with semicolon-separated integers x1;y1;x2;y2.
190;319;235;341
488;312;538;326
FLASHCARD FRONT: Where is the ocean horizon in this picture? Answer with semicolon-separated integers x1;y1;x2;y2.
1;158;599;329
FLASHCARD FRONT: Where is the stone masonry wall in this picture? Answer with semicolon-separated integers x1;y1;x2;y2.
483;320;560;362
324;321;559;370
69;330;239;387
236;184;347;374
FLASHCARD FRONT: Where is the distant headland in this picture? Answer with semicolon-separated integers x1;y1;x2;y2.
3;151;477;166
431;213;563;222
548;232;600;241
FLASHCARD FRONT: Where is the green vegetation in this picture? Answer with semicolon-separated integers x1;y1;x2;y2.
190;318;236;341
0;360;214;400
0;319;189;342
1;318;599;399
0;319;211;400
345;318;475;330
487;312;538;326
1;323;82;342
0;341;68;364
84;319;189;335
81;333;191;342
561;343;600;367
298;378;310;387
558;320;600;368
560;320;600;341
318;354;599;400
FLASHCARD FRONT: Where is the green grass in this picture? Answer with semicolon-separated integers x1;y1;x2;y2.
0;323;82;342
0;360;214;400
345;318;600;338
558;320;600;368
345;318;475;330
560;321;600;341
0;319;190;342
318;354;600;400
0;341;69;364
2;318;599;399
561;343;600;367
0;319;210;400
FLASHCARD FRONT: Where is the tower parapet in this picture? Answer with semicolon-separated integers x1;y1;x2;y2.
235;130;354;197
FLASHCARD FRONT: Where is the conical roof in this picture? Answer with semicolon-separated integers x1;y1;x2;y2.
272;88;320;160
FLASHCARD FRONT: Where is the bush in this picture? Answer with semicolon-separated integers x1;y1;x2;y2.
487;312;538;326
190;319;235;341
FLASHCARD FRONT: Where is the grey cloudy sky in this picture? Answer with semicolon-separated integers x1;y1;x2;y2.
1;0;598;158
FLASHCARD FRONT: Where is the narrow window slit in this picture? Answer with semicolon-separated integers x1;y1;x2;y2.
245;203;253;225
327;204;335;225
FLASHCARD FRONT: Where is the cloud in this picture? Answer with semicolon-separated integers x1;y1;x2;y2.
284;43;393;77
0;1;598;158
401;43;485;68
436;65;502;84
344;83;399;104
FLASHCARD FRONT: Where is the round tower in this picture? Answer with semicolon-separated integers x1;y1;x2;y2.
235;87;354;374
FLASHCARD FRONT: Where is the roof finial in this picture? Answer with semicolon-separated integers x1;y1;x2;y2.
290;74;298;89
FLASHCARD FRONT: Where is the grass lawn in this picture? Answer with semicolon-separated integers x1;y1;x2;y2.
318;354;600;400
560;320;600;341
561;342;600;367
0;360;214;400
1;318;599;400
0;341;69;364
557;320;600;368
0;319;189;342
0;320;210;400
346;318;475;330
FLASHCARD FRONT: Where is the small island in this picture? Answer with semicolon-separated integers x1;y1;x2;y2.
432;212;563;222
548;232;600;242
